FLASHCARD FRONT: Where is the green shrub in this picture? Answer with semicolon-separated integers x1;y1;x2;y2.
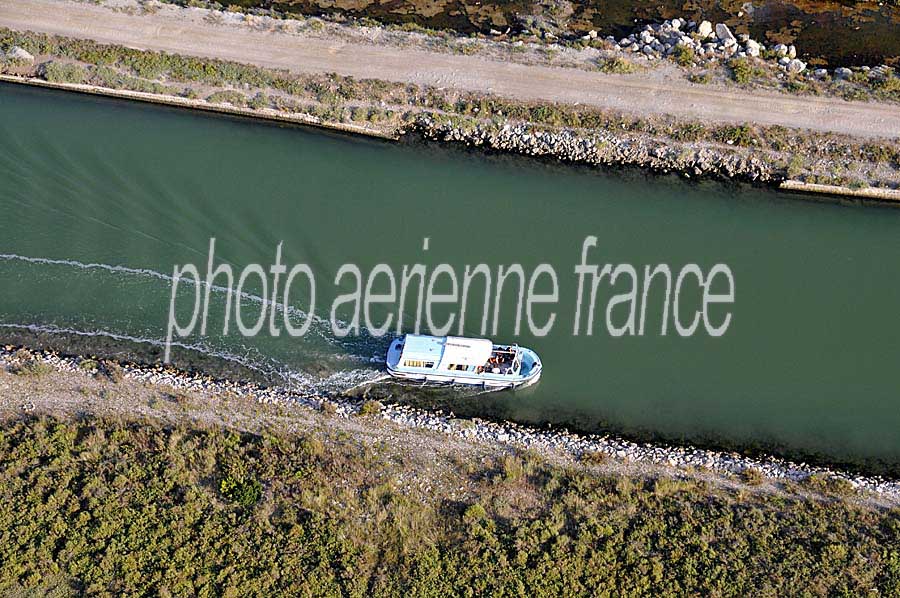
597;56;638;74
358;400;383;416
787;153;805;178
671;122;706;141
206;90;247;106
500;454;524;482
40;61;86;84
581;450;608;465
717;123;755;146
248;91;269;110
219;473;262;506
801;473;856;496
729;57;753;84
77;358;98;371
672;45;695;68
12;359;53;378
863;143;900;165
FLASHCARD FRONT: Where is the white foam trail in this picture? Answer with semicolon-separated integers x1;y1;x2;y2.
0;322;271;375
0;322;385;394
0;253;172;281
0;252;372;348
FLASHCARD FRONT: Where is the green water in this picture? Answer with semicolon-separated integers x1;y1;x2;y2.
2;83;900;469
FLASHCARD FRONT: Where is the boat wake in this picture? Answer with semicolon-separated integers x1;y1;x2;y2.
0;322;392;396
0;251;387;354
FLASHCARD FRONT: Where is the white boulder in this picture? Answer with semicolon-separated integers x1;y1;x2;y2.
697;20;713;38
5;46;34;64
786;58;806;74
745;39;760;57
715;23;736;44
834;67;852;79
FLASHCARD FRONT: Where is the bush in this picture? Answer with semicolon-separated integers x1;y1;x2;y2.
717;123;755;146
672;45;695;68
597;56;638;74
12;359;53;378
671;122;706;141
358;400;383;416
206;90;247;106
787;153;805;178
729;57;753;84
219;473;262;506
874;75;900;93
801;473;856;496
689;71;712;84
741;467;764;485
248;91;269;110
77;358;98;371
863;143;900;165
40;61;86;84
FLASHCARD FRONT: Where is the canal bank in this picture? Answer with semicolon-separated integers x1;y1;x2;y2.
2;73;899;203
4;345;900;501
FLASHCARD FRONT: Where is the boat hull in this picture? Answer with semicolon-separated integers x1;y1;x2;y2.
386;364;541;389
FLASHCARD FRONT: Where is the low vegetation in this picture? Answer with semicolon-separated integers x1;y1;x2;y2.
728;57;767;85
39;60;86;84
0;413;899;596
672;45;695;68
596;56;639;74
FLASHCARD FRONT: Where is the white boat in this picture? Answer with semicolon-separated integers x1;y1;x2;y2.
386;334;542;389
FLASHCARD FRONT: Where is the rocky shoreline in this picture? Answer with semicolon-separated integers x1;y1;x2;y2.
411;116;775;184
4;344;899;500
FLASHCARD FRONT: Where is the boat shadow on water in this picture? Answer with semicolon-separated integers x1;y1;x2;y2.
351;376;541;420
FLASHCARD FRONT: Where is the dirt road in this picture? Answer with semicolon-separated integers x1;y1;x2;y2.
2;0;899;139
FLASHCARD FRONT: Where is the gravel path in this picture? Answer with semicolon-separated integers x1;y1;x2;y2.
2;0;900;139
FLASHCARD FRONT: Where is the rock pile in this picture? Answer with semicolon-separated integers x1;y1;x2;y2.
613;20;773;64
606;18;900;82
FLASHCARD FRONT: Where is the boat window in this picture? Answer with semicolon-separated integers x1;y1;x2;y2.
447;364;470;371
403;359;434;368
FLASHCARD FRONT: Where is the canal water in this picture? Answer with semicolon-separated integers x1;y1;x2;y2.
2;83;900;471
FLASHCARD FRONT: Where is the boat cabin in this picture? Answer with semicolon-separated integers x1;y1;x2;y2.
390;335;523;376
